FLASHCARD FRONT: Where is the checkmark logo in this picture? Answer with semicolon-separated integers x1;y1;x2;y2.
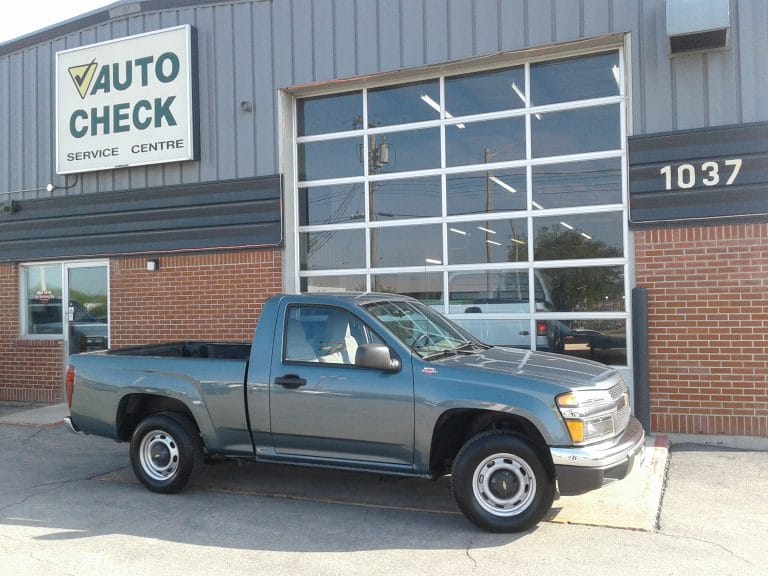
67;59;98;99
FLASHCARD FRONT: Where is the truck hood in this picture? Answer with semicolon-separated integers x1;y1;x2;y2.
434;345;621;389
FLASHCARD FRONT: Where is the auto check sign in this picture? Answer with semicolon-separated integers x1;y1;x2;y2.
55;25;197;174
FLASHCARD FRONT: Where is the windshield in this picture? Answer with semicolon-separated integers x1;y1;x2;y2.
364;300;481;359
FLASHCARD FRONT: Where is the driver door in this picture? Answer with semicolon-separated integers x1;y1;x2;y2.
268;304;414;467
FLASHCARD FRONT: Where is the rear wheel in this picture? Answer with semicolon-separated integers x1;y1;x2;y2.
451;431;554;532
129;412;203;494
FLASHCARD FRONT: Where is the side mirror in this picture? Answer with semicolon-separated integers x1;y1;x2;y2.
355;343;401;372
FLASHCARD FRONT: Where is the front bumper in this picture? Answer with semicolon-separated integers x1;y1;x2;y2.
550;416;645;496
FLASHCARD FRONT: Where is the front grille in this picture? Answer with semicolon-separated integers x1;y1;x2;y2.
608;380;631;432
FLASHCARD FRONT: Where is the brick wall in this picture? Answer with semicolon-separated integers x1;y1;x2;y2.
0;264;64;403
635;223;768;437
0;249;283;404
110;249;283;347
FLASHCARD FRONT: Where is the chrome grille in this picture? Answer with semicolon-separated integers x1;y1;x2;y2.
609;380;631;432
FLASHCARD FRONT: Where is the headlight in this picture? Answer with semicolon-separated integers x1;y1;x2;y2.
556;389;617;445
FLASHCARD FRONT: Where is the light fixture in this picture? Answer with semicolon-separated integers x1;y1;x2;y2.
449;227;467;235
477;226;496;234
486;240;502;246
488;176;517;194
611;65;620;88
532;200;544;210
420;94;465;129
580;232;593;240
511;238;526;245
511;82;526;104
46;183;56;193
425;258;441;265
560;221;574;230
146;259;160;271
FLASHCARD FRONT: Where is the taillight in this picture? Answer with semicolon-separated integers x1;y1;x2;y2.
536;321;549;337
65;365;76;408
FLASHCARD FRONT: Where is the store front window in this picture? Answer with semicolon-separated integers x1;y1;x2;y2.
293;49;628;365
21;262;109;355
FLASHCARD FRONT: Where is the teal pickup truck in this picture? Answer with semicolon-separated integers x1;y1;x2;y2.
65;293;644;532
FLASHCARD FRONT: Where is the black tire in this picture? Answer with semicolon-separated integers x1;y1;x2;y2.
451;431;554;533
129;412;204;494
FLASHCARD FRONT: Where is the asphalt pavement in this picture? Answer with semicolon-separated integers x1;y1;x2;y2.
0;402;766;575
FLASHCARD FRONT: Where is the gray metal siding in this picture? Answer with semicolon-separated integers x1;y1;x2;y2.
0;0;764;203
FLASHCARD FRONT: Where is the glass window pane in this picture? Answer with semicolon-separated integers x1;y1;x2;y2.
300;275;366;293
533;212;624;260
448;219;527;264
532;104;620;158
371;224;442;267
366;129;440;174
370;176;441;221
447;168;527;215
372;272;443;305
445;66;525;116
25;265;63;335
299;184;365;226
536;266;625;312
368;80;440;126
446;117;526;167
297;91;363;136
448;270;532;313
300;229;366;270
530;51;620;106
452;318;532;348
533;158;622;210
298;137;363;181
554;319;627;365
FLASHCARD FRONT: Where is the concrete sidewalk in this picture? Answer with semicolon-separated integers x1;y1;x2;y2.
0;402;69;426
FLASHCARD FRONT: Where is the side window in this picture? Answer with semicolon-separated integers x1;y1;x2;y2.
284;306;379;365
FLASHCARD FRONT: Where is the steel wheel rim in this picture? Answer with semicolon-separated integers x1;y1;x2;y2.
471;452;536;517
139;429;180;482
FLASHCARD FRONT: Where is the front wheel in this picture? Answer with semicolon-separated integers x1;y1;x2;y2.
451;431;554;532
129;413;203;494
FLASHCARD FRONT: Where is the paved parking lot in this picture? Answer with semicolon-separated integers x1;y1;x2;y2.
0;407;766;575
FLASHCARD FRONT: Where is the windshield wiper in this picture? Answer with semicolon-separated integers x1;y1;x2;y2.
422;341;485;361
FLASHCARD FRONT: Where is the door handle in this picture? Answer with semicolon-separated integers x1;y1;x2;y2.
274;374;307;389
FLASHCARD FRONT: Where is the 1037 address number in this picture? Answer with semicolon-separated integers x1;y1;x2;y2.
659;159;742;191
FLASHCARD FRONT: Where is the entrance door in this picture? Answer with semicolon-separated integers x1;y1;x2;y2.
65;263;109;356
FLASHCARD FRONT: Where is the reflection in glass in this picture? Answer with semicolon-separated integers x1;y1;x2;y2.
298;137;363;181
371;224;442;268
445;66;525;116
448;219;527;264
530;51;620;105
448;270;533;313
25;265;63;335
68;266;109;352
447;168;527;215
299;184;365;226
365;129;440;174
301;275;366;293
453;318;532;348
533;212;623;261
532;105;620;158
368;80;440;126
297;91;363;136
300;229;366;270
537;266;624;312
446;116;525;167
372;272;443;305
370;176;441;220
532;158;622;210
554;319;627;365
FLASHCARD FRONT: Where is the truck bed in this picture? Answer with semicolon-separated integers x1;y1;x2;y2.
107;341;251;360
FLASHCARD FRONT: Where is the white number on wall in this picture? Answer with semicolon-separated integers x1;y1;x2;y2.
659;159;742;191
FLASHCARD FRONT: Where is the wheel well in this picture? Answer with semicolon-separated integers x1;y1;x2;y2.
116;394;198;442
429;409;553;478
